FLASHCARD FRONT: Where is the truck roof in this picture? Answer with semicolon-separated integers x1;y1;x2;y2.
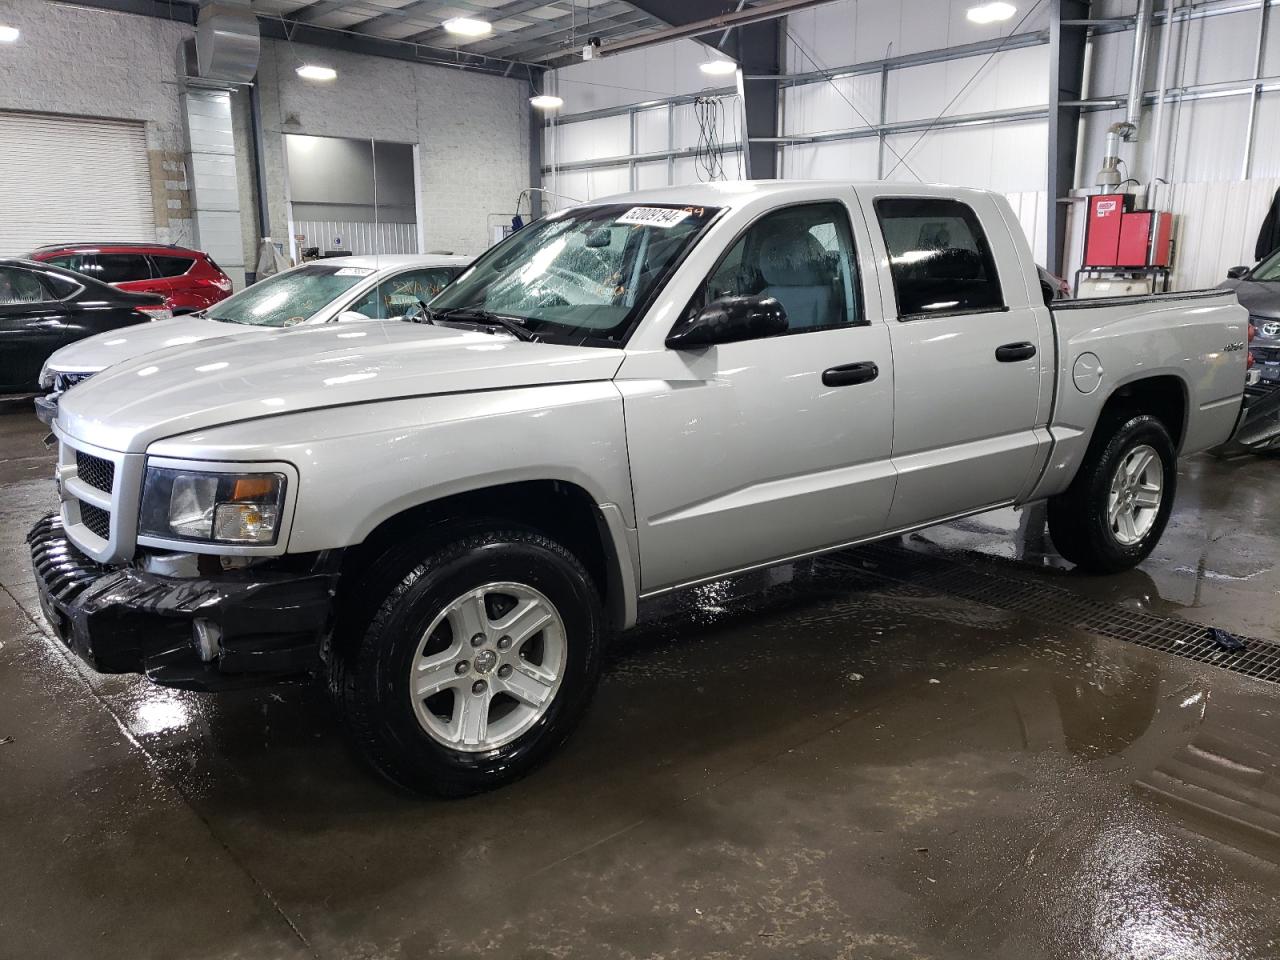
586;179;996;212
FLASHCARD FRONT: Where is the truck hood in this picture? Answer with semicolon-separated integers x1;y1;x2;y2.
44;314;270;377
57;321;625;453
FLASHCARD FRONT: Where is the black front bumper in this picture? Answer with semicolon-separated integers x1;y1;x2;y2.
27;514;339;691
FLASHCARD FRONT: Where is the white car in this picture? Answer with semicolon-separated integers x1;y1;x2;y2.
35;253;471;422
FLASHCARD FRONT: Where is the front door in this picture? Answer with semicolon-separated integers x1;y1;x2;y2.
619;199;896;593
864;193;1052;529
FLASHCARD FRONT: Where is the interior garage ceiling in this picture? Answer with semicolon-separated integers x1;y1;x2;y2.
99;0;771;66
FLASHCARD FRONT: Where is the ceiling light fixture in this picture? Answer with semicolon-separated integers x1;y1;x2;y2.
443;17;493;37
0;24;19;42
296;64;337;81
699;58;738;76
966;2;1017;24
530;94;564;110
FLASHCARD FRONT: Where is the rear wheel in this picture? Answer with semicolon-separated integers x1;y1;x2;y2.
1047;413;1176;573
332;526;604;796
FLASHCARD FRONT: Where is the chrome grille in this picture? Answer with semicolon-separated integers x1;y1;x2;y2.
79;503;111;540
75;451;115;494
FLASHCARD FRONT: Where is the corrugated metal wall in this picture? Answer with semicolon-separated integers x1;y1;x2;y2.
289;220;419;257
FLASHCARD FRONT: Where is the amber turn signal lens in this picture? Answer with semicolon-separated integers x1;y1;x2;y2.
231;476;277;500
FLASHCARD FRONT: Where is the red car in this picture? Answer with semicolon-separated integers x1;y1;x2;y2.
26;242;234;314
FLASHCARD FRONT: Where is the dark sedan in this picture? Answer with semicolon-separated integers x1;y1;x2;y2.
0;258;166;394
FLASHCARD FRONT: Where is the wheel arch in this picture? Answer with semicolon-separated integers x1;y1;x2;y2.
340;478;638;632
1099;372;1189;450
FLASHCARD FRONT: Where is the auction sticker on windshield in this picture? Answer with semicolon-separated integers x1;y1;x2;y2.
335;267;375;277
616;207;691;228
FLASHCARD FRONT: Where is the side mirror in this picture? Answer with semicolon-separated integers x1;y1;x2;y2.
1227;266;1251;280
666;295;788;349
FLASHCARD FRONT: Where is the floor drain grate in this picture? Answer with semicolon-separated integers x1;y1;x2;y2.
825;543;1280;685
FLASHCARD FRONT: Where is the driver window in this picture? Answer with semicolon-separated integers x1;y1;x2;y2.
697;202;863;332
347;267;458;320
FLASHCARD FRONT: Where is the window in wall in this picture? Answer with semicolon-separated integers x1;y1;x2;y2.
875;197;1004;317
696;202;863;333
347;267;461;319
0;267;49;304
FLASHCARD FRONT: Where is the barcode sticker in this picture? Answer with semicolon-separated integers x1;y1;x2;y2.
335;267;375;277
616;206;691;228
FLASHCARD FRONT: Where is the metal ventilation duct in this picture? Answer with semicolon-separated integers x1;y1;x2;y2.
195;0;260;83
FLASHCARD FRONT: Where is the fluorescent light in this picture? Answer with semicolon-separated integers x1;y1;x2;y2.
699;58;738;76
529;94;564;110
966;2;1017;23
0;24;19;42
296;64;337;81
443;17;492;37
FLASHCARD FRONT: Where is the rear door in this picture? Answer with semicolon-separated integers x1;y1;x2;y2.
0;265;71;391
92;251;155;294
618;196;897;593
860;191;1053;528
147;254;198;308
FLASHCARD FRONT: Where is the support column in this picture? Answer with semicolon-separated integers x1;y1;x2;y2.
1047;0;1091;275
734;20;780;179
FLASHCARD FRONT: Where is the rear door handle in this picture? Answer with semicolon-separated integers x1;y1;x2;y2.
995;341;1037;362
822;361;879;387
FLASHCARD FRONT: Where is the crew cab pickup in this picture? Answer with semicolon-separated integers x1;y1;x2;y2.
28;181;1247;795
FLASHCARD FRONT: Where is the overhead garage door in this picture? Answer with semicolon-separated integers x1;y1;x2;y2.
0;111;156;257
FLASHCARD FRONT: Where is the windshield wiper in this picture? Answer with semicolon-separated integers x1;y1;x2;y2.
432;306;537;341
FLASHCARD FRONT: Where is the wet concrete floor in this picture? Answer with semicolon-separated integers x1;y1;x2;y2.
2;402;1280;959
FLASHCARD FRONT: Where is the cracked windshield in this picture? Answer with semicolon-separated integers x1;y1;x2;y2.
430;203;719;343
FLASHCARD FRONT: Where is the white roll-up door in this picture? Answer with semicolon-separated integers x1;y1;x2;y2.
0;111;156;257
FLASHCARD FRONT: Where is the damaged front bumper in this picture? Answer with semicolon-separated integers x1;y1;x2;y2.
27;513;339;691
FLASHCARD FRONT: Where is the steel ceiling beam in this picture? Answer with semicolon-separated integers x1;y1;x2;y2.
599;0;836;55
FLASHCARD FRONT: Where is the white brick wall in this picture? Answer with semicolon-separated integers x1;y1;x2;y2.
257;39;531;259
0;0;532;263
0;0;195;245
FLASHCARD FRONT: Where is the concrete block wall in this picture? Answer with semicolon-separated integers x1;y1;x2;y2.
0;0;531;268
0;0;195;246
256;39;531;260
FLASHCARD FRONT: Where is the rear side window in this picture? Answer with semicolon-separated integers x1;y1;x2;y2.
0;267;49;304
875;198;1004;317
94;253;152;284
46;254;89;272
151;255;196;277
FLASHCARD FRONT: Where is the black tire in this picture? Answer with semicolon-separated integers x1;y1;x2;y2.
1047;413;1177;574
331;525;605;797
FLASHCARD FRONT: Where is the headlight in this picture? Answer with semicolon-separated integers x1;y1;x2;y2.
39;363;53;390
139;466;286;544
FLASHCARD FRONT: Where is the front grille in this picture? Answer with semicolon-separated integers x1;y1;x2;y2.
1253;345;1280;364
79;503;111;540
75;451;115;494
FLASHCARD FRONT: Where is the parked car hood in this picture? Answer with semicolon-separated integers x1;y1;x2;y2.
1220;279;1280;321
44;314;271;377
56;321;625;453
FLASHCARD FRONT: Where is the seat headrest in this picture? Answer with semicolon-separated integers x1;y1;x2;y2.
758;226;829;287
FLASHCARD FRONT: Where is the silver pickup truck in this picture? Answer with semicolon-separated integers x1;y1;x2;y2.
28;181;1247;795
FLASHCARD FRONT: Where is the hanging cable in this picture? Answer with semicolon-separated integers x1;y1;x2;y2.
694;96;730;181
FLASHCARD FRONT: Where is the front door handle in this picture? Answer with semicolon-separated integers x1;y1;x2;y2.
822;361;879;387
995;341;1037;362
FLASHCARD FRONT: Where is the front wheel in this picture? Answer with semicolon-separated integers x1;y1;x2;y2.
332;527;605;796
1047;413;1177;573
